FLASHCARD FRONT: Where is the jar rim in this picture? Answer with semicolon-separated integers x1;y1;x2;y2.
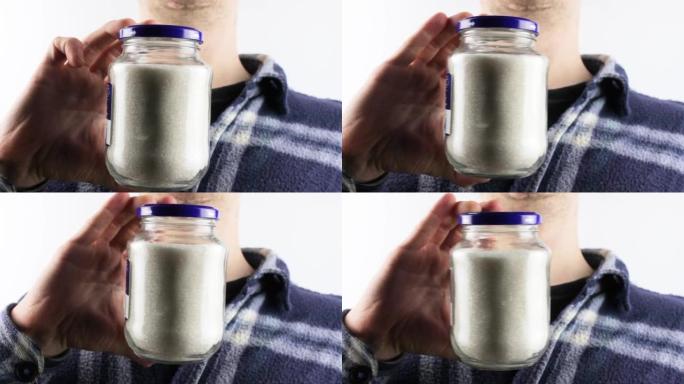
455;16;539;36
458;212;541;226
119;24;203;44
137;204;218;220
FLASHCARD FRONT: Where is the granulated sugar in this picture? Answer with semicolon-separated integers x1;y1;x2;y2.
107;63;211;190
450;248;550;369
446;52;548;178
125;241;226;363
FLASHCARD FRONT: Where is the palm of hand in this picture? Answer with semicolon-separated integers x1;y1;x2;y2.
357;62;449;179
10;194;171;363
25;64;110;186
381;243;454;358
51;240;128;355
28;238;129;356
0;19;135;188
343;12;485;185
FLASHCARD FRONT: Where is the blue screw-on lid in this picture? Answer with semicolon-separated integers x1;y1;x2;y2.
119;24;203;44
458;212;541;225
455;16;539;35
137;204;218;219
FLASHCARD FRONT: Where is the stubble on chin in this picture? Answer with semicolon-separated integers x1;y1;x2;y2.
163;0;217;10
487;0;559;12
144;0;227;25
479;192;571;214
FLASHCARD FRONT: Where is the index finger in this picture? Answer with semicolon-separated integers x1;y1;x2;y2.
439;198;503;251
108;195;177;252
401;193;458;250
414;12;472;67
83;18;135;65
101;194;157;243
72;193;130;244
388;13;450;66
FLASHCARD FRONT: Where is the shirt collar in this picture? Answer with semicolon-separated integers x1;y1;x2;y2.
240;248;292;310
582;249;632;311
582;54;631;116
239;54;290;114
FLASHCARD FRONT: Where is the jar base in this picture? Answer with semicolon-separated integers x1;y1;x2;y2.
450;335;545;371
457;356;540;371
445;152;544;179
125;328;222;364
106;161;208;191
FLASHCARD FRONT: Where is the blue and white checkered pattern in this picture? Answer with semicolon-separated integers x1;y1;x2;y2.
343;250;684;383
371;56;684;192
25;55;342;192
0;249;342;383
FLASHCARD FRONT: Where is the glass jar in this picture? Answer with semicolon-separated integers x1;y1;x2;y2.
450;212;550;370
125;204;227;363
445;16;549;178
106;25;212;191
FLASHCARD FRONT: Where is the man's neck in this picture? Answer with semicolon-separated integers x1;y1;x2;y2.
540;221;594;285
481;1;593;89
199;23;251;88
226;246;254;282
140;7;251;88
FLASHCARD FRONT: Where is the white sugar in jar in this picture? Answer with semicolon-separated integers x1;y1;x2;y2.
106;25;212;191
125;204;227;363
445;16;548;178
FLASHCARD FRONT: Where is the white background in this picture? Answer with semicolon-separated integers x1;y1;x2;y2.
0;0;341;118
342;0;684;105
0;193;341;306
342;193;684;308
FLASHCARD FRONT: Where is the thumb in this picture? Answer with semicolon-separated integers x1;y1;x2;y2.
108;334;155;367
120;345;154;367
435;160;489;187
128;353;154;368
439;200;483;251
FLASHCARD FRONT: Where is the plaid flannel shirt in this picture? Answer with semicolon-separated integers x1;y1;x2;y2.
0;55;341;193
368;55;684;192
0;249;342;383
343;250;684;383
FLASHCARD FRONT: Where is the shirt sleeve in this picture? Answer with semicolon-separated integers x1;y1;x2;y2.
343;173;389;193
0;304;45;383
0;176;16;193
342;310;379;384
343;327;378;383
0;175;49;193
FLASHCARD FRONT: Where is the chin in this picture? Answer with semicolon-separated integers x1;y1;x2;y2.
488;0;560;12
164;0;217;10
505;193;556;201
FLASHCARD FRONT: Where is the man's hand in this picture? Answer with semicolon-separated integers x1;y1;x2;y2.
9;193;175;364
345;194;501;360
0;19;136;189
342;12;486;186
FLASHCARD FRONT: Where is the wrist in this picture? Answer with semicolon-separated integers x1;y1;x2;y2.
10;301;67;357
341;152;385;183
342;120;387;182
0;138;44;189
345;309;400;361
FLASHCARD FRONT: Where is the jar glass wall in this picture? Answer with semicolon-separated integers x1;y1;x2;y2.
106;25;212;191
124;204;227;363
445;16;549;178
450;212;550;370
